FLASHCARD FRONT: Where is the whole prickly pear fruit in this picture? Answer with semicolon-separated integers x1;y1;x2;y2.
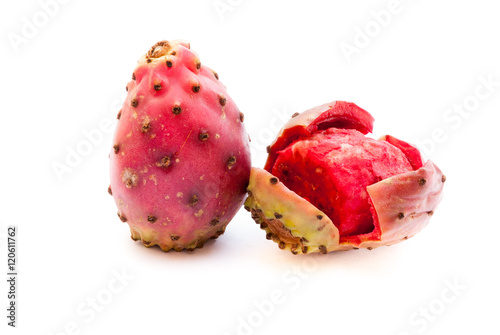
109;40;251;252
245;101;445;254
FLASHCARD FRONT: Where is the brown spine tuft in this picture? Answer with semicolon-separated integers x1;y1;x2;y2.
189;194;199;206
157;156;171;168
172;104;182;115
227;156;236;169
218;94;227;106
117;212;127;222
141;120;150;133
199;132;209;141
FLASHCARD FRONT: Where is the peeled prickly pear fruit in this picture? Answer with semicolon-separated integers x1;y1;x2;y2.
245;101;445;254
109;40;251;252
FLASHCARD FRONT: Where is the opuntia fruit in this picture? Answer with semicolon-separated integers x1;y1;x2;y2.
109;40;251;251
245;101;445;254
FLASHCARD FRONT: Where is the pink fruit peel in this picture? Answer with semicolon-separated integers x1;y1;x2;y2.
109;40;251;252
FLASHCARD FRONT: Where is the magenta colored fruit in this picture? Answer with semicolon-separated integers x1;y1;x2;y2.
109;40;251;252
245;101;444;254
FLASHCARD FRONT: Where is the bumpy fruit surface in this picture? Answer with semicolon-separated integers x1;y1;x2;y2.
109;40;251;251
245;101;445;254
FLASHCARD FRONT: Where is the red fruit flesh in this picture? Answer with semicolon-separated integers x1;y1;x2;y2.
271;128;413;237
264;101;374;172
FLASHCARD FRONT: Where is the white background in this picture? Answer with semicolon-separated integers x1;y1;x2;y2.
1;0;499;334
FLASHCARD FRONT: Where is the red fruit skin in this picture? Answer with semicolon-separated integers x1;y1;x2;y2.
245;101;445;254
109;40;251;251
363;160;443;248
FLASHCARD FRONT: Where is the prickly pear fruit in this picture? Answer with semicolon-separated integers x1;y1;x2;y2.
245;101;444;254
109;40;251;252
